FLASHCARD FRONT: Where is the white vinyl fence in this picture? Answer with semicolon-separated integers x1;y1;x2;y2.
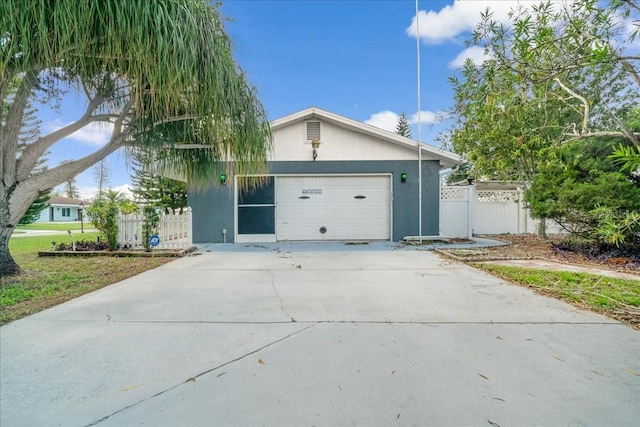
440;186;562;238
117;208;192;250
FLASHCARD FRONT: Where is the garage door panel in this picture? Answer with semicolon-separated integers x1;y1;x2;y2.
314;208;333;221
278;208;295;222
351;208;387;222
276;176;391;241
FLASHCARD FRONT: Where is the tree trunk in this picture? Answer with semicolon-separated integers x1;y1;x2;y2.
538;216;548;240
0;219;20;277
0;182;28;277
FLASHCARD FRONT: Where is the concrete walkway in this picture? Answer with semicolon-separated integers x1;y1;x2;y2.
1;242;639;426
11;228;98;237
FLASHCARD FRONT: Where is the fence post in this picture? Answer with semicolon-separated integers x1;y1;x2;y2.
518;188;525;233
117;213;124;247
186;207;193;247
467;185;474;239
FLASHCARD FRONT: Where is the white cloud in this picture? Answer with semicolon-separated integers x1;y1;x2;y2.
76;185;98;201
112;184;133;200
77;183;133;201
406;1;562;44
44;119;114;146
448;45;491;68
364;110;400;132
409;110;442;125
364;109;444;133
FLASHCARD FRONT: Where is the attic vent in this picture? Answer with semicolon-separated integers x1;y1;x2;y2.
306;121;321;141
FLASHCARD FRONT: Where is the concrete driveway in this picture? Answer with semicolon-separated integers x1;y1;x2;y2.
1;242;639;426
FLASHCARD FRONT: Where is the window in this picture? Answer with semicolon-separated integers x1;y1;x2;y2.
61;208;71;217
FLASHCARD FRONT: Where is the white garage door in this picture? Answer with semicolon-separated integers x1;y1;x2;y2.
276;175;391;241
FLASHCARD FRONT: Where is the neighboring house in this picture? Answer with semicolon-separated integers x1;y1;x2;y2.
189;107;463;243
36;196;89;223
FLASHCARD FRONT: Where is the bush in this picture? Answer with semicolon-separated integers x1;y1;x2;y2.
52;240;110;251
86;191;121;250
142;206;160;252
527;138;640;243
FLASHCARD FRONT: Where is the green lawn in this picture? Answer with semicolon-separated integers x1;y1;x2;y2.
15;222;86;231
1;233;174;325
9;232;101;254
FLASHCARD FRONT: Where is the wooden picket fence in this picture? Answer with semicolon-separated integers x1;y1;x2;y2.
117;208;192;250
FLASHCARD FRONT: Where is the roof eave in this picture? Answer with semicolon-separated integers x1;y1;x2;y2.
271;107;464;169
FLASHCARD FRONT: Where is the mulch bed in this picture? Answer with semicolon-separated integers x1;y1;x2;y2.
439;234;639;272
39;246;197;257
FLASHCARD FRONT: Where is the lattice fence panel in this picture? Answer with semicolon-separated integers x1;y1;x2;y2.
440;187;469;201
476;190;520;203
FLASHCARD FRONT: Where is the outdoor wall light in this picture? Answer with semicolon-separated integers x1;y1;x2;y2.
311;138;320;161
401;172;407;183
220;174;227;185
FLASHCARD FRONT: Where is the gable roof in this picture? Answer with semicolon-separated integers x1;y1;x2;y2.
47;196;89;206
271;107;463;169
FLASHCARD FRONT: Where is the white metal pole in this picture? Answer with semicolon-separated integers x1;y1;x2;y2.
415;0;423;243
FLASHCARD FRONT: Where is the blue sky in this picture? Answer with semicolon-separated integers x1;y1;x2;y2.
44;0;526;199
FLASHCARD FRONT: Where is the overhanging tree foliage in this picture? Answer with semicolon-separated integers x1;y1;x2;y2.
449;0;640;180
0;0;272;276
447;0;639;184
446;0;639;238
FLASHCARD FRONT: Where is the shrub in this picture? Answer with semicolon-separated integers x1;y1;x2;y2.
527;137;640;243
142;206;160;252
86;191;121;250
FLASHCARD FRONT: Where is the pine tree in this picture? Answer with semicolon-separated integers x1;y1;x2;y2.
131;151;187;214
395;112;413;138
19;190;51;224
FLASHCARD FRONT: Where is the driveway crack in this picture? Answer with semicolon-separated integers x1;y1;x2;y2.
85;324;313;426
267;269;295;322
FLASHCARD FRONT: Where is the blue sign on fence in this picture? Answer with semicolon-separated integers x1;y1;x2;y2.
149;234;160;247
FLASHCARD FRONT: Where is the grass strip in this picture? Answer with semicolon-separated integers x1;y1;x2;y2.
478;264;640;323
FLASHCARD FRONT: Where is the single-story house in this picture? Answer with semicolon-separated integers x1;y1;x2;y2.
36;196;89;223
188;107;463;243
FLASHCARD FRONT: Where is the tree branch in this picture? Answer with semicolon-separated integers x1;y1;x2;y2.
90;114;122;122
606;106;640;146
554;78;590;134
25;97;137;197
16;92;108;180
617;57;640;87
20;136;125;206
564;130;640;143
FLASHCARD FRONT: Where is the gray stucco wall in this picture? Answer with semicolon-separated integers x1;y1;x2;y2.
189;160;440;243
